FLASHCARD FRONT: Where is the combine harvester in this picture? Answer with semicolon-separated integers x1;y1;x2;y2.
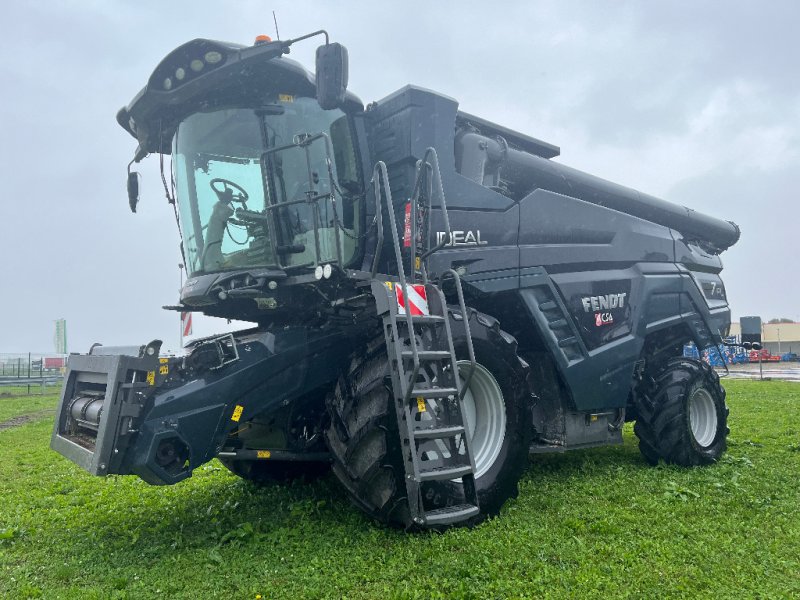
53;31;740;529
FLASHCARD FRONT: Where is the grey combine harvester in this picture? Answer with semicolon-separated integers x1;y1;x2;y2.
53;31;740;529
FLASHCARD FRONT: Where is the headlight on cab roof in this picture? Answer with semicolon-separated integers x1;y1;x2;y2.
147;40;230;93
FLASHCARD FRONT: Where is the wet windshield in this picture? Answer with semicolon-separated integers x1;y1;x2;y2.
173;97;361;276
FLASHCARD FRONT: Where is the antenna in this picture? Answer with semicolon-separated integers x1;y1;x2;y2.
272;10;280;40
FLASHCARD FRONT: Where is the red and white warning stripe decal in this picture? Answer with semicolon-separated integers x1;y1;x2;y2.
181;311;193;338
395;284;429;316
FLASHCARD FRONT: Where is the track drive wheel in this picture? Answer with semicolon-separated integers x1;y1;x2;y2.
634;357;729;466
325;309;533;529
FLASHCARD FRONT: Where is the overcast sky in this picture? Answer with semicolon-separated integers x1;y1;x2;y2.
1;0;797;353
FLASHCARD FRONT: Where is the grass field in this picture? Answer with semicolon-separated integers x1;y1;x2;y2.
0;380;798;599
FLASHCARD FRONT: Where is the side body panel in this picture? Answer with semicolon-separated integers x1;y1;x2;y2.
365;85;731;413
517;189;677;410
514;192;730;411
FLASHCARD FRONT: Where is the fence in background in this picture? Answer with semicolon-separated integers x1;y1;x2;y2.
0;353;66;395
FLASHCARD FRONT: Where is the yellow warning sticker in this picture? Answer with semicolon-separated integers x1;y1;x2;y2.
257;450;271;459
417;397;427;413
231;405;244;422
279;94;294;103
146;371;155;386
159;365;169;375
415;256;421;270
385;281;393;290
159;357;169;364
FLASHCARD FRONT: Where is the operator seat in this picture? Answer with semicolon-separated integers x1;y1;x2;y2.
202;201;234;270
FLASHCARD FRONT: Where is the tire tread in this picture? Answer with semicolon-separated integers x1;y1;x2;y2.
634;358;728;466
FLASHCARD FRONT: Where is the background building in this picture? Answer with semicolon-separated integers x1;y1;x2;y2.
729;321;800;355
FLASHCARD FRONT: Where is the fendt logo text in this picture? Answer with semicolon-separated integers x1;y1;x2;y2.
581;293;627;313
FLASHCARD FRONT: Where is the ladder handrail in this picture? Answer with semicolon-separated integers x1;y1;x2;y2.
445;269;476;402
416;148;456;265
261;131;344;269
372;147;454;279
413;150;475;401
371;161;421;399
370;164;386;277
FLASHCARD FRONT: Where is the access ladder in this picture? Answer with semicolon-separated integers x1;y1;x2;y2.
370;149;479;526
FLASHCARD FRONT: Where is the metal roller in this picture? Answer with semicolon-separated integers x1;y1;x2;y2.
68;394;105;431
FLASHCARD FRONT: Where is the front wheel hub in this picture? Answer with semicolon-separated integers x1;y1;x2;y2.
457;361;507;479
688;387;718;447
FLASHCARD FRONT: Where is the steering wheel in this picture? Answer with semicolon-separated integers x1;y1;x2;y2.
210;178;249;206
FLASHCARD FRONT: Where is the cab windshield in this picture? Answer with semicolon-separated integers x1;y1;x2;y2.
173;97;362;276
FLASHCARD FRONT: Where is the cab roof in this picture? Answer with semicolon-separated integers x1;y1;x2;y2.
117;37;363;158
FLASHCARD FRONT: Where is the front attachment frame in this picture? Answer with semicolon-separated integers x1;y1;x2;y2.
50;341;162;476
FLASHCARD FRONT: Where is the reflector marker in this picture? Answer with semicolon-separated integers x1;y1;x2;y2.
395;284;429;316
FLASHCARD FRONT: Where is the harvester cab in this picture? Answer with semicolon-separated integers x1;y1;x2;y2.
123;32;361;281
53;30;740;531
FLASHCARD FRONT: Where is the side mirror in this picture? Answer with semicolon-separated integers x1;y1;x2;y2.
752;342;763;351
316;42;348;110
127;171;141;213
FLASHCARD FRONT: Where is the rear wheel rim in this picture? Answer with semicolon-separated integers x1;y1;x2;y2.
456;361;507;479
688;387;718;447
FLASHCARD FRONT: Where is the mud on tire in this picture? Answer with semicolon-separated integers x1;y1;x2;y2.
634;357;729;466
325;309;533;529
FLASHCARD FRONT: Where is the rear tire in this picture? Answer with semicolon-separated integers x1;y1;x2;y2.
634;358;728;466
325;309;533;529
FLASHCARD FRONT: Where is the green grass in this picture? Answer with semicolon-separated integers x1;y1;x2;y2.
0;381;798;599
0;384;59;398
0;387;60;423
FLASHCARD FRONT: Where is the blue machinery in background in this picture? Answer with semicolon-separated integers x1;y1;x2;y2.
683;337;748;367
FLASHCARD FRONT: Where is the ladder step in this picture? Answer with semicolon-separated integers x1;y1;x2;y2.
401;350;451;361
424;503;480;526
418;464;473;481
411;387;459;399
548;319;568;329
538;301;558;311
558;337;579;347
412;425;465;440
